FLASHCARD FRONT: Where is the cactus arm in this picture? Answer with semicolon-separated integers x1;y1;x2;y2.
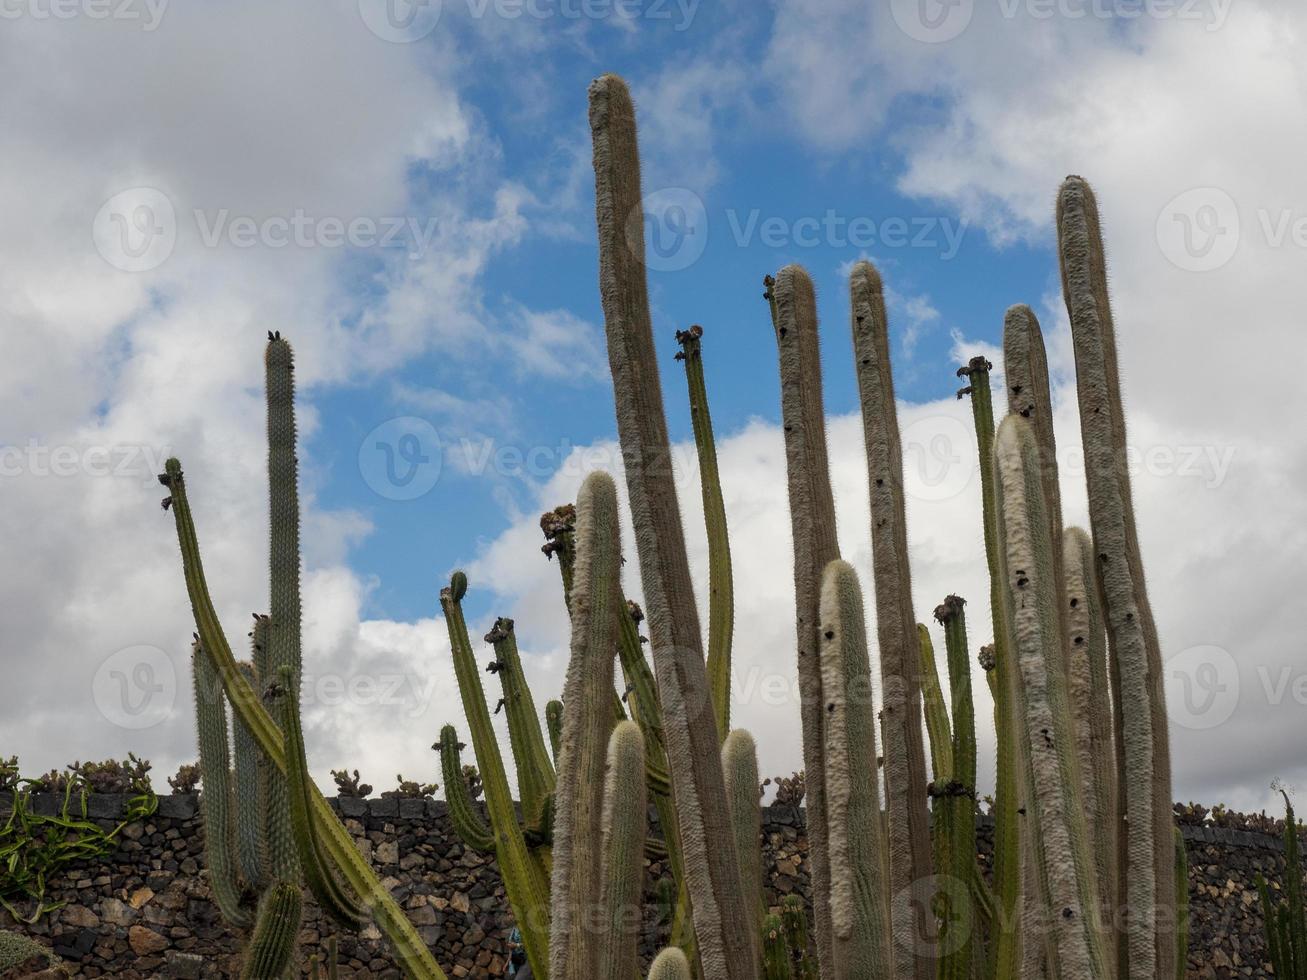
233;660;270;895
485;617;556;825
441;575;551;978
937;595;978;980
590;72;756;980
1063;526;1117;955
162;459;448;980
546;701;564;764
959;355;1022;977
918;624;954;782
818;559;895;977
763;263;839;979
192;641;252;928
436;725;494;854
994;416;1111;979
647;948;692;980
675;324;734;742
596;721;648;980
550;471;623;980
264;336;301;884
1058;175;1174;977
271;665;367;931
848;259;934;979
761;914;795;980
238;880;302;980
721;729;762;922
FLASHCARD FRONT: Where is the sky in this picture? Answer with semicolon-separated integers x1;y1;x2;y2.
1;0;1303;814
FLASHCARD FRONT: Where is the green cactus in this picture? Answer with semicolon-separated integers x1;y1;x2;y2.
436;726;494;854
192;639;253;928
596;721;648;980
546;700;564;765
761;913;794;980
589;71;756;980
779;895;818;980
1256;792;1304;980
550;471;623;979
1058;174;1175;979
233;659;270;896
818;559;894;977
484;616;556;831
675;323;735;743
849;258;934;979
721;729;762;921
647;948;692;980
919;624;955;783
957;354;1024;976
238;880;302;980
441;574;551;977
762;263;839;979
993;414;1111;978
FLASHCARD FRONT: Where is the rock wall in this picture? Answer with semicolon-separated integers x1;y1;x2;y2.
0;795;1290;978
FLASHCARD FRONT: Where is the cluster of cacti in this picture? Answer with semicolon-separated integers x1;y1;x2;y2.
1257;792;1305;978
158;71;1195;980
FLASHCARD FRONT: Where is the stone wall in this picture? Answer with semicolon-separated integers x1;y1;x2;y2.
0;794;1291;978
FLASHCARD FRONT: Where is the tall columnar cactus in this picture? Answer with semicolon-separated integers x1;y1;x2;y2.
550;471;623;979
994;415;1111;979
957;355;1024;976
675;324;735;742
238;880;302;980
818;559;894;978
484;616;557;831
441;572;551;977
162;337;449;979
233;659;270;896
1063;526;1117;948
919;625;955;783
264;336;301;884
597;721;648;980
762;263;839;979
1058;175;1175;978
721;729;762;919
192;640;253;929
589;71;757;979
435;726;493;854
848;258;934;978
1003;304;1064;561
1256;792;1305;980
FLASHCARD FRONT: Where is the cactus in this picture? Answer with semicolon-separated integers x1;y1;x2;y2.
192;640;253;929
762;263;839;979
722;729;762;920
238;880;302;980
818;559;894;977
550;471;623;979
993;414;1111;978
919;624;955;783
484;616;556;831
1058;174;1175;978
761;913;795;980
546;700;564;764
675;323;735;742
589;71;756;980
779;895;818;980
233;659;270;896
596;721;648;980
1257;792;1304;979
436;726;493;854
848;258;934;978
647;948;692;980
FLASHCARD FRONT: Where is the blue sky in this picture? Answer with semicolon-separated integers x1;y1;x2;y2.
2;0;1304;813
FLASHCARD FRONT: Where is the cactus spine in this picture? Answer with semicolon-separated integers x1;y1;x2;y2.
994;415;1110;979
596;721;648;980
1058;175;1175;978
848;258;934;979
238;880;302;980
550;471;623;979
676;324;735;742
589;71;756;980
763;263;839;979
818;559;894;978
